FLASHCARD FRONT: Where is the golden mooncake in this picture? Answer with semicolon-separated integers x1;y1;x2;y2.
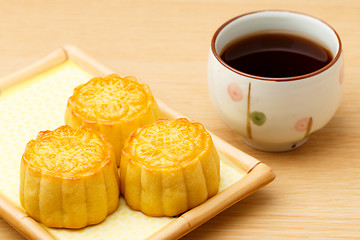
65;74;162;166
19;125;119;228
120;118;220;217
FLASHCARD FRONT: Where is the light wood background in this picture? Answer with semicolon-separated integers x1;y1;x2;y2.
1;0;359;239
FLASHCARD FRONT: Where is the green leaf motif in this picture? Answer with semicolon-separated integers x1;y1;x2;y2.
250;111;266;126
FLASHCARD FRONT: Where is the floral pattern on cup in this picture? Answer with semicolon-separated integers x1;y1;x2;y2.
250;111;266;126
295;117;313;139
294;117;311;132
339;66;344;84
227;82;243;101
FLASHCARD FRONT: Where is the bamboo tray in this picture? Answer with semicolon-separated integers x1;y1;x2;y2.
0;46;275;240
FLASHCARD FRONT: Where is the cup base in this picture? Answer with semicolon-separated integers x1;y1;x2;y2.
240;137;310;152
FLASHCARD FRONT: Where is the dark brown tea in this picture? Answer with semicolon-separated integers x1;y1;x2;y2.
220;32;333;78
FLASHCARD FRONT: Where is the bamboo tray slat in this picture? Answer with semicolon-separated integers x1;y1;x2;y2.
0;46;275;240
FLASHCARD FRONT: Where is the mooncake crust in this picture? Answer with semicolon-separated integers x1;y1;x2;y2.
22;125;113;178
65;74;162;166
20;125;119;228
120;118;220;217
66;75;156;123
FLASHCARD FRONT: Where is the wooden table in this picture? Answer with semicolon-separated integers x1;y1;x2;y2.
1;0;359;239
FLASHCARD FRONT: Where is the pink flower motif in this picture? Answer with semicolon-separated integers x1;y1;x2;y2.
227;82;243;102
294;117;311;132
339;66;344;84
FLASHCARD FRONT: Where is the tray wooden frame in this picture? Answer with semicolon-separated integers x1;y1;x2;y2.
0;46;275;240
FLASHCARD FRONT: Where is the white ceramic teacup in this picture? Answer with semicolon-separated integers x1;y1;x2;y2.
208;10;344;152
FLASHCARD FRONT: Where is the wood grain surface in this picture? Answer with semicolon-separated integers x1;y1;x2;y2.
1;0;359;239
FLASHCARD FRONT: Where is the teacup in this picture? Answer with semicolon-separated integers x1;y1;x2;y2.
208;10;343;152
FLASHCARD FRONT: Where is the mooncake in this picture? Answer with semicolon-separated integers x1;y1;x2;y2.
120;118;220;217
19;125;119;228
65;74;162;166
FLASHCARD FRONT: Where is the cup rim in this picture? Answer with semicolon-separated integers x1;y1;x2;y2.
211;10;342;82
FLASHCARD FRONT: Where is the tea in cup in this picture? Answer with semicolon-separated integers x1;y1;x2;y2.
208;10;343;151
